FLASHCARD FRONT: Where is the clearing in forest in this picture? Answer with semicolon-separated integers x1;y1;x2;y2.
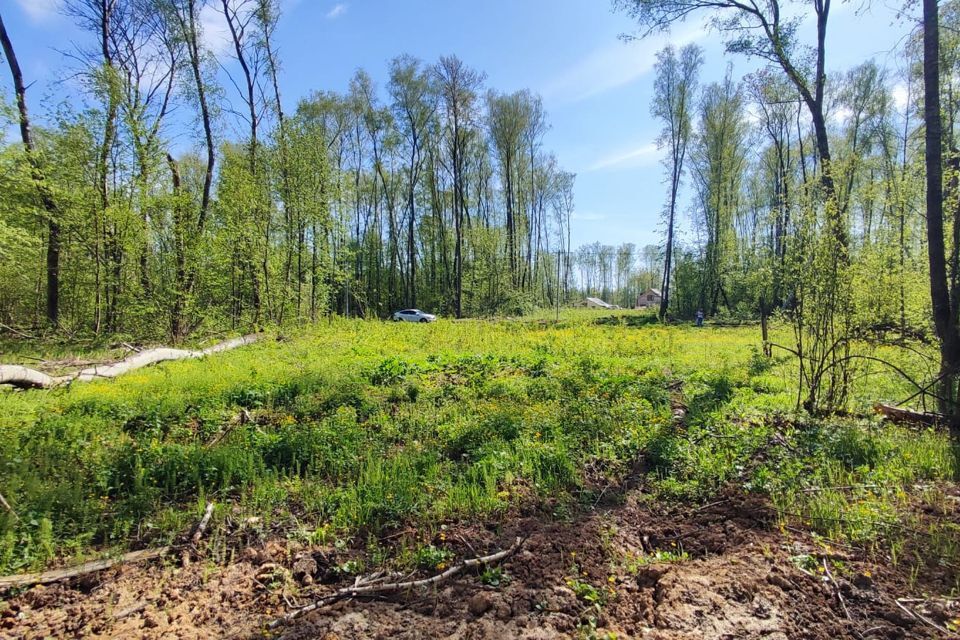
0;313;957;638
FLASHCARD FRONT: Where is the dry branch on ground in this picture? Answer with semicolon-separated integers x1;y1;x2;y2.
0;502;215;591
267;537;524;629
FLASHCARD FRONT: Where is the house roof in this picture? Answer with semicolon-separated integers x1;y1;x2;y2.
585;297;613;308
640;288;662;297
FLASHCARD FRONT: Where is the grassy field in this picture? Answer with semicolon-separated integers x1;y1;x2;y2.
0;311;955;581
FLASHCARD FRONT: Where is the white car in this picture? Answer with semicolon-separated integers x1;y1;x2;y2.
391;308;437;323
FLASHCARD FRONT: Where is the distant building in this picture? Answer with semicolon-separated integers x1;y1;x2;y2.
584;297;614;309
636;288;662;309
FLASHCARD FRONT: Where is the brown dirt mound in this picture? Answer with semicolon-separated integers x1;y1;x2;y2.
3;491;957;639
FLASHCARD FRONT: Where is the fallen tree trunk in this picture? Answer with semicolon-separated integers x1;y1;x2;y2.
873;403;943;427
0;335;259;390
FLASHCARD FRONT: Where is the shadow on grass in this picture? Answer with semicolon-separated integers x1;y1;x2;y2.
593;313;660;328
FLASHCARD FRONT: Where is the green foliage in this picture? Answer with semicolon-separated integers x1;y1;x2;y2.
479;566;509;587
0;315;953;575
413;544;454;570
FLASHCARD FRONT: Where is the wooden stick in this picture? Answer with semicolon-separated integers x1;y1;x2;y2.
0;322;36;339
822;558;850;620
0;490;18;522
1;501;217;591
182;502;216;566
267;537;524;629
113;601;148;620
894;598;950;634
191;502;215;546
0;546;171;590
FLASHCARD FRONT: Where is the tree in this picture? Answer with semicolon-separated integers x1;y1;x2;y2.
222;0;268;322
552;170;576;302
615;0;847;253
389;55;436;307
690;66;748;314
0;9;61;326
487;90;528;290
111;0;180;298
435;56;484;318
650;43;702;319
922;0;960;457
164;0;217;338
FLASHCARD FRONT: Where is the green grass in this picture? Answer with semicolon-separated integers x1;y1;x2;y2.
0;312;954;575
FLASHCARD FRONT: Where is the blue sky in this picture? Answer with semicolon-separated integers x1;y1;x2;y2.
4;0;919;249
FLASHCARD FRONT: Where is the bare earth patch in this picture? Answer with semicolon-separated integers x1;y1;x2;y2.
3;489;957;639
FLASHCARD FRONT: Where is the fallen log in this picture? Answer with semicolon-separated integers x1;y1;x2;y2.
0;546;172;590
0;502;216;591
0;335;259;390
873;403;943;427
268;537;524;629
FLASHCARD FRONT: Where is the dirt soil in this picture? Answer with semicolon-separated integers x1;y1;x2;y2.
2;488;958;639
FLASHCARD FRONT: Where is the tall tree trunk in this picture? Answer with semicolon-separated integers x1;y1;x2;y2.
408;170;417;306
166;0;215;337
222;0;263;323
0;10;61;326
169;153;187;340
660;154;681;320
922;0;960;456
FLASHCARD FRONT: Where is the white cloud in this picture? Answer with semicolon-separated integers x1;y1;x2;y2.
326;3;348;19
744;107;763;126
891;83;910;112
829;105;854;126
587;142;661;172
16;0;62;23
199;3;234;57
572;211;608;221
542;24;705;103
